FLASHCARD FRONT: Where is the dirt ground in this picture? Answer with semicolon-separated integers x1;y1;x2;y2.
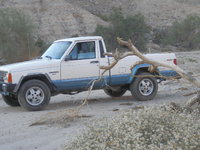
0;51;199;150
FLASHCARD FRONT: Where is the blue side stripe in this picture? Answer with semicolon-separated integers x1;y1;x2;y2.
110;74;131;85
53;76;108;91
159;70;178;77
52;64;178;92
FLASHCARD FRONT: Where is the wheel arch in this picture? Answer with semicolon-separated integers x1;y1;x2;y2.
14;73;57;94
128;64;159;84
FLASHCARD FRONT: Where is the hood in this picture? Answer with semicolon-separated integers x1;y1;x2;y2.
0;59;60;73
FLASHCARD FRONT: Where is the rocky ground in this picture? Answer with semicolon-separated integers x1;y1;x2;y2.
0;51;199;150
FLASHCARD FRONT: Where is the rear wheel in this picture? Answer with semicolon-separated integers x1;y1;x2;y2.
130;72;158;101
2;94;20;106
104;87;127;97
18;80;51;111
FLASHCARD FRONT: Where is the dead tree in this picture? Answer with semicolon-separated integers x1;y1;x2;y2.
101;38;200;107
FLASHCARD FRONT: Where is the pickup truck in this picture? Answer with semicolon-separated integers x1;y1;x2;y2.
0;36;178;111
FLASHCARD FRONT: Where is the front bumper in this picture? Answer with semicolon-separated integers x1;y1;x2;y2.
0;82;16;95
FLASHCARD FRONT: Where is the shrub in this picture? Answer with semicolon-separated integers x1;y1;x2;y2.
65;106;200;150
35;37;51;54
94;9;150;52
156;15;200;50
0;8;40;63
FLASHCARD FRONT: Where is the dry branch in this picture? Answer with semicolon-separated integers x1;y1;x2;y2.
185;91;200;107
117;38;200;88
116;37;200;107
30;109;92;127
100;50;133;74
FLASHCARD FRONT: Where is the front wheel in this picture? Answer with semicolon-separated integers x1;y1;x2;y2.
104;87;127;97
2;94;20;106
18;80;51;111
130;72;158;101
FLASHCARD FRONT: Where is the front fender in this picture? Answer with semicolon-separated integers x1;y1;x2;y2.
14;73;57;93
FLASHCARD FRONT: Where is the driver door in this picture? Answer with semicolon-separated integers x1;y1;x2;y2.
60;40;100;90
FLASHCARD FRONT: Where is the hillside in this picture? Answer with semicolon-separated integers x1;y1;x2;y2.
1;0;200;42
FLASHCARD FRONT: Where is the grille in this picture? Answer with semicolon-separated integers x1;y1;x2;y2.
0;71;7;82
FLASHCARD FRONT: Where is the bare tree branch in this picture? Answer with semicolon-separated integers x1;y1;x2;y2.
100;51;133;71
185;91;200;107
116;37;200;107
117;37;200;89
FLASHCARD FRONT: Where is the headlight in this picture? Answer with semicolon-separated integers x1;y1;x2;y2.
0;71;8;82
0;71;12;83
3;74;8;81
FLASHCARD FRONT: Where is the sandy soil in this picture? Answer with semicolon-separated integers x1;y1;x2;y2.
0;51;199;150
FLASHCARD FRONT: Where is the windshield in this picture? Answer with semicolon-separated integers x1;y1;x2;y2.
42;41;72;59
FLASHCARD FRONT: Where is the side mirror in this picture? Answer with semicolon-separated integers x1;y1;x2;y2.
104;52;112;57
65;55;71;61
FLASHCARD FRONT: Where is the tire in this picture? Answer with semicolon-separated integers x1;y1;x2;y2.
130;72;158;101
2;94;20;106
104;87;127;97
18;79;51;111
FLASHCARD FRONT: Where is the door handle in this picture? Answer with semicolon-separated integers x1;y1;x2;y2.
90;61;99;64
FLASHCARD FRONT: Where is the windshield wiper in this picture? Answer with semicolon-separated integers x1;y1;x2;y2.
36;56;42;59
45;56;52;59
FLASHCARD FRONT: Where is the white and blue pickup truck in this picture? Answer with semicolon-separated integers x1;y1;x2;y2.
0;36;178;111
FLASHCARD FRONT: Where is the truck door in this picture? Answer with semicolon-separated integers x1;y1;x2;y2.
60;40;100;90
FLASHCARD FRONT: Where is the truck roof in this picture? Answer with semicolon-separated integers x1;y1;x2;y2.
55;36;103;42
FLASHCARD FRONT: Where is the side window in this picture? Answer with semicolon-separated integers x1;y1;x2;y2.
99;40;105;58
68;41;96;60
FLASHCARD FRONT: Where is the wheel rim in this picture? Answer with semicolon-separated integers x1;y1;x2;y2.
25;87;44;106
139;79;154;96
